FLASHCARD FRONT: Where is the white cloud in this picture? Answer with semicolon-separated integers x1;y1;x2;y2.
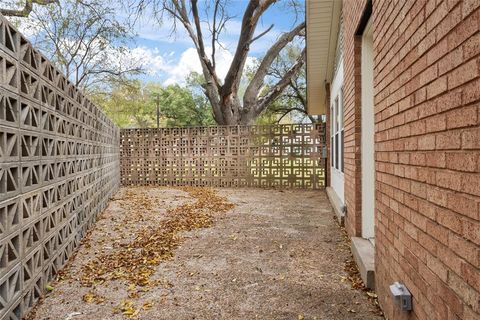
164;46;237;85
163;47;202;85
164;46;258;86
124;47;169;75
129;45;257;87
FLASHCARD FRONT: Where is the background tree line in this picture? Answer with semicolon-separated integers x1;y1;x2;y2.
2;0;321;127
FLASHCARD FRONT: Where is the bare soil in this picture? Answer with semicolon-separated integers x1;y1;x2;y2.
28;187;383;320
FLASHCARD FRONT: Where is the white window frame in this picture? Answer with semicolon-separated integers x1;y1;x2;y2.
331;89;344;174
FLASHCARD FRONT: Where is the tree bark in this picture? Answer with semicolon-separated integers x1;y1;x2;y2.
0;0;57;17
165;0;305;126
6;0;307;126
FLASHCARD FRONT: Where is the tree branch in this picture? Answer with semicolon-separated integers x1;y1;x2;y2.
277;107;305;123
221;0;275;104
256;47;306;114
191;1;207;63
244;21;305;108
191;0;219;84
289;79;306;107
250;24;274;44
211;0;220;68
0;0;57;17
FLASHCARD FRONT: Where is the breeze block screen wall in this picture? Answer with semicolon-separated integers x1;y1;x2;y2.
120;124;326;189
0;15;120;319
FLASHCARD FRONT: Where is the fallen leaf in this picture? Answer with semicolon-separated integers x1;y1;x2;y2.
120;300;138;318
77;188;234;314
83;292;95;303
142;301;153;310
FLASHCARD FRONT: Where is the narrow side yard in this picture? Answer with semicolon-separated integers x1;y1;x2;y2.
28;187;382;320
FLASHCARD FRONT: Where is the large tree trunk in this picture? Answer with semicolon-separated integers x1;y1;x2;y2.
165;0;305;126
8;0;307;126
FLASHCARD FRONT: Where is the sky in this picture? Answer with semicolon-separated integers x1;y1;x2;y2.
8;0;305;86
126;0;305;85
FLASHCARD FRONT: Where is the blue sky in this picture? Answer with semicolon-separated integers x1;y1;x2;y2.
125;0;305;84
8;0;305;86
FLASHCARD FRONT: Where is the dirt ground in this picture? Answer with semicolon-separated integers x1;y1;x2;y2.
28;187;383;320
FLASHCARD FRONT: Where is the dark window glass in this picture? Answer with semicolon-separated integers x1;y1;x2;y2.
331;136;334;165
341;130;344;173
335;133;339;169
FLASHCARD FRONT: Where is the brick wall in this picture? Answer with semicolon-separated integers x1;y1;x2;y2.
372;0;480;319
326;83;331;187
0;15;120;318
343;0;368;237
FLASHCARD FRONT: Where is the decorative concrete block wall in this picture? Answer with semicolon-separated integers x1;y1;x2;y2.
0;15;120;319
120;124;326;189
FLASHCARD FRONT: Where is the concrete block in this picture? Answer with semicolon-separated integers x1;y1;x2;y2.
326;186;345;226
351;236;375;289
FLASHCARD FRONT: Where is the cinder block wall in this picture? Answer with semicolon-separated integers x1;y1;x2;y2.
0;15;120;318
372;0;479;319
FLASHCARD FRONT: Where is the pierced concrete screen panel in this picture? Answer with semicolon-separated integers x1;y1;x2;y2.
120;124;326;189
0;15;120;319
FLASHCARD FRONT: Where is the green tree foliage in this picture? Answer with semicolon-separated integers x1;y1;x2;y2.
257;44;323;125
91;80;154;128
129;0;305;125
91;78;215;128
158;84;215;128
5;0;141;92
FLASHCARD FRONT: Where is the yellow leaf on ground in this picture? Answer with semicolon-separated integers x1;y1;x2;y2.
142;301;153;310
83;292;95;303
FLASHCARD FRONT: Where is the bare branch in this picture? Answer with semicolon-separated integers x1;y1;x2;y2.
250;24;274;44
221;0;276;103
244;21;305;107
210;0;220;68
0;0;57;17
276;106;306;123
191;0;216;80
256;48;306;114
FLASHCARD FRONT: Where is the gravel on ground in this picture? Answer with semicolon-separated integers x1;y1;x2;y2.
27;187;383;320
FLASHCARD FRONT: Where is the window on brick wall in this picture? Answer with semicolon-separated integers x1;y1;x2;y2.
331;105;334;164
331;92;344;173
335;97;339;170
340;87;344;173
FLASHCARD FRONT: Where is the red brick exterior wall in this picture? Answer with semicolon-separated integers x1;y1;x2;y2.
372;0;479;319
326;83;331;188
343;0;368;237
339;0;479;318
